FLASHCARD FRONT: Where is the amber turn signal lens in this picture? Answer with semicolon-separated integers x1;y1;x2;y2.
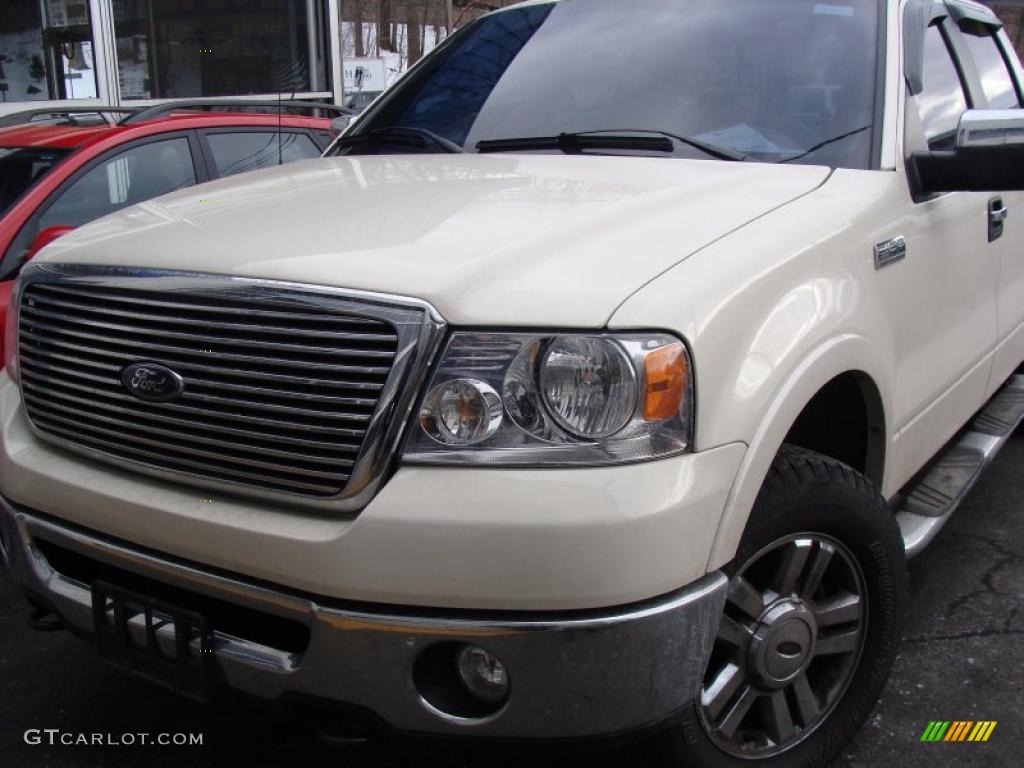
643;342;687;421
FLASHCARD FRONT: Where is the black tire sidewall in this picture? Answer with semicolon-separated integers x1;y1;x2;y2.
659;449;908;768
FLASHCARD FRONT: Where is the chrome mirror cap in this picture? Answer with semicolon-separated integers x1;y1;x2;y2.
956;109;1024;149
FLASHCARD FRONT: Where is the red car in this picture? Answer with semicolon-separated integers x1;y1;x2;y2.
0;101;345;360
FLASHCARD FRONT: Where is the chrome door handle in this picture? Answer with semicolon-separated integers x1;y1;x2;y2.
989;198;1008;242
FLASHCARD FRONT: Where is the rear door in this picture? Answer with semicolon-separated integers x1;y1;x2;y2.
197;129;324;180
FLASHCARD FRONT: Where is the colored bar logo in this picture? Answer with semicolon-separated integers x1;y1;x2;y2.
921;721;997;742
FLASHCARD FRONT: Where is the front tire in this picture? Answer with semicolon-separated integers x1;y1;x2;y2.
654;445;908;767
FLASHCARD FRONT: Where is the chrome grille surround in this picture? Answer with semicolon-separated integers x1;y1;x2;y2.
13;263;446;514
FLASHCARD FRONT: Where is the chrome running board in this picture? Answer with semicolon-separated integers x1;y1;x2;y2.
898;374;1024;557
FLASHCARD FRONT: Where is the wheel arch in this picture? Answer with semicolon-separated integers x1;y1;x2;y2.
706;334;892;571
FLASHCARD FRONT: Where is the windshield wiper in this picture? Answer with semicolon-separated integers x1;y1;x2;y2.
477;129;746;162
778;125;873;165
331;126;463;154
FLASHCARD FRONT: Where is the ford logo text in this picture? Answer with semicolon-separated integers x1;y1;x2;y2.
121;363;185;403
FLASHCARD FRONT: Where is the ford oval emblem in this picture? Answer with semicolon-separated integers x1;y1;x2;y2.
121;362;185;403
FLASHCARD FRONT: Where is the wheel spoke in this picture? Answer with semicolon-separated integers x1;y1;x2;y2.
799;541;835;598
773;539;812;596
727;576;765;620
815;592;862;627
815;628;861;656
702;662;745;720
766;689;796;744
791;672;820;726
717;614;754;649
718;684;758;738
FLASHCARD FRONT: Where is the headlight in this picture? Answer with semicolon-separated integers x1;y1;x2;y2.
540;336;637;439
404;332;693;466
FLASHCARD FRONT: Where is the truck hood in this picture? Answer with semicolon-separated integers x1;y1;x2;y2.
40;154;830;326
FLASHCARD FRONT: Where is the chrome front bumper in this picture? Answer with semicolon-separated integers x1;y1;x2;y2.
0;498;727;739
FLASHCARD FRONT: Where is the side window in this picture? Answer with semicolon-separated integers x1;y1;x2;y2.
962;28;1022;109
917;24;969;150
39;137;196;231
204;132;322;178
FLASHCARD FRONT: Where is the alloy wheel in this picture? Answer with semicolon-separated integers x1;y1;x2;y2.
698;533;867;758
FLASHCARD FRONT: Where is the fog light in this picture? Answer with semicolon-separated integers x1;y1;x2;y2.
455;644;510;704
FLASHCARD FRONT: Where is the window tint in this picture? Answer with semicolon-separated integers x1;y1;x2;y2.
962;29;1021;109
205;132;322;178
39;138;195;230
917;25;969;150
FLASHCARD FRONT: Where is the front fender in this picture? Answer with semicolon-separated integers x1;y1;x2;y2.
705;335;892;570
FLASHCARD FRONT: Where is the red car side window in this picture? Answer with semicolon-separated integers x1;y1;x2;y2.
38;137;197;231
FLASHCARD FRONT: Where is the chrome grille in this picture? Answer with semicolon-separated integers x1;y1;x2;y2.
16;266;445;508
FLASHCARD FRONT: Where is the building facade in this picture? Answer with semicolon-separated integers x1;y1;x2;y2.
0;1;523;117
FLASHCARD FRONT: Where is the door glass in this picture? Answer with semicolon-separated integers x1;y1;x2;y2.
113;0;329;99
917;24;969;150
1;0;98;101
39;138;196;230
962;28;1022;109
205;132;322;177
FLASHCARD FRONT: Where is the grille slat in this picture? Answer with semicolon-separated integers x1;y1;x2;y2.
31;283;390;328
30;418;344;494
31;408;353;478
19;336;387;392
22;307;398;361
21;324;392;376
19;281;402;498
23;393;360;463
21;385;363;451
21;378;369;438
24;291;398;345
20;362;375;425
21;349;381;406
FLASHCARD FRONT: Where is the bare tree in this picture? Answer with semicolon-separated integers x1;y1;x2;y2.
379;0;394;52
407;3;423;65
352;0;365;57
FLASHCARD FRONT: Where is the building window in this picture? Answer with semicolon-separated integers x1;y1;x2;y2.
0;0;98;103
113;0;330;100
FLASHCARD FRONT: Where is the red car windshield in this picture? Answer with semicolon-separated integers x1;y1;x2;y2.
0;146;72;218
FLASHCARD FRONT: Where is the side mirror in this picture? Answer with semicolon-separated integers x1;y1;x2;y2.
329;116;351;139
911;110;1024;194
27;225;75;260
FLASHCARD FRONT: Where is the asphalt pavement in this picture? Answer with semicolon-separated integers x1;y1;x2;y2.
2;432;1022;768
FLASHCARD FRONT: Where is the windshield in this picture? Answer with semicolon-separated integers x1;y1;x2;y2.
0;147;71;218
340;0;880;168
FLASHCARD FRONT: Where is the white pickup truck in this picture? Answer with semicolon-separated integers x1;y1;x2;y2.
2;0;1023;765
